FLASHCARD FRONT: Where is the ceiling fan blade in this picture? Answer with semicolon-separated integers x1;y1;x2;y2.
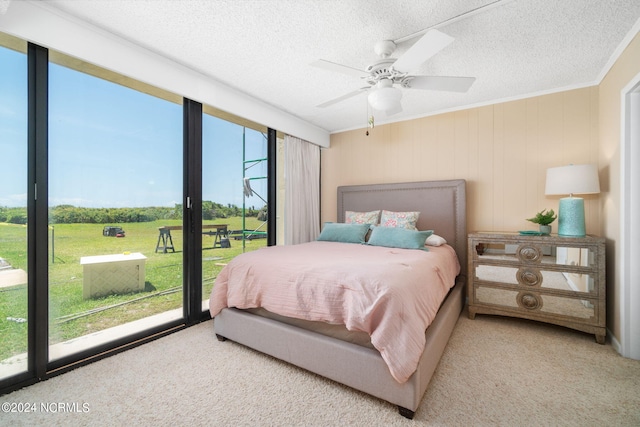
310;59;365;78
316;87;369;108
406;75;476;92
391;29;454;73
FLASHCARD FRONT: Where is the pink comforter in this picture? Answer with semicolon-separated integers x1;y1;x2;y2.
209;241;460;383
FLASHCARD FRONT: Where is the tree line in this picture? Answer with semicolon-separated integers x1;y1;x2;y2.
0;202;266;225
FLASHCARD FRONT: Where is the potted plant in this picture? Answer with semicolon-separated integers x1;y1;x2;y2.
526;209;557;235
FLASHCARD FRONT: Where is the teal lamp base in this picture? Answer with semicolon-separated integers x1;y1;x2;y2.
558;197;586;237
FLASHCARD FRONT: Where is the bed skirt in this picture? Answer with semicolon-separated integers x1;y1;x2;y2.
214;279;465;417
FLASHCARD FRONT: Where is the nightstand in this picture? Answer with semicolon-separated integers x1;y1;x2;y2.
467;232;606;344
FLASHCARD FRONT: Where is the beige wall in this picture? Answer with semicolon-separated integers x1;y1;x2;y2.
598;32;640;341
321;30;640;347
322;87;600;234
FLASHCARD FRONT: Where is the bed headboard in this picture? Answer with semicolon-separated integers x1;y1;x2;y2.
337;179;467;279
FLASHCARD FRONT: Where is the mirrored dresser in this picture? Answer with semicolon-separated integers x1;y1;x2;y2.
467;232;606;344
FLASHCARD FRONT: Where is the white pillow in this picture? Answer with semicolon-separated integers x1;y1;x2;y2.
425;234;447;246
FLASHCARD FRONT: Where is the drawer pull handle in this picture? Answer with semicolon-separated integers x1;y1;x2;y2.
517;268;543;287
517;245;542;263
517;292;543;310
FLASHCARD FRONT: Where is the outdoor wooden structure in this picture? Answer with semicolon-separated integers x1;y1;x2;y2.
155;224;229;253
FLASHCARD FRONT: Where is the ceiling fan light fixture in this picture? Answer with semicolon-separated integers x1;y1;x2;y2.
368;80;402;112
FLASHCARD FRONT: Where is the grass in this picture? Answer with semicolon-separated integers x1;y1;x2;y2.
0;217;266;361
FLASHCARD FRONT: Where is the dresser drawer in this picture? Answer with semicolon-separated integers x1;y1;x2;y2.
473;264;598;296
473;285;600;324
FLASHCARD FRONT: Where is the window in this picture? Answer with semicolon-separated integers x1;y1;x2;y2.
201;109;269;308
0;32;278;394
0;34;28;381
47;51;184;361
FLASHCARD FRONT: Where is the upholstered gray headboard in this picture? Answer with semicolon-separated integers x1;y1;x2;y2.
337;179;467;280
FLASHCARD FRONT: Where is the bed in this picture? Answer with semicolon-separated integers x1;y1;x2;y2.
210;179;467;419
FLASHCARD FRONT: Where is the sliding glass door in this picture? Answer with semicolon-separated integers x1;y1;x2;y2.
201;111;269;309
47;52;184;361
0;31;276;394
0;36;28;381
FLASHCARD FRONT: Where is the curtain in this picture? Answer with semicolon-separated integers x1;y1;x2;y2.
284;135;320;245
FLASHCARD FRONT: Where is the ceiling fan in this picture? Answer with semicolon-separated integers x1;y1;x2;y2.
312;28;476;116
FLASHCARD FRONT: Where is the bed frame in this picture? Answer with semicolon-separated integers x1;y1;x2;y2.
214;179;467;419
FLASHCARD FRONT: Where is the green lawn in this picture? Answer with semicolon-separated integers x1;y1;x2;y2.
0;217;266;361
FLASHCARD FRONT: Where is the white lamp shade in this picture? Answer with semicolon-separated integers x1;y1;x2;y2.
368;80;402;112
545;164;600;196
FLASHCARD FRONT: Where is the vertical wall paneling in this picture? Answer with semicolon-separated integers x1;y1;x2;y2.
524;98;540;219
502;100;528;231
564;89;591;163
475;106;494;232
454;110;469;181
406;119;421;182
492;103;505;230
322;86;599;236
416;116;438;180
386;123;399;182
589;87;600;234
466;109;480;229
437;113;455;179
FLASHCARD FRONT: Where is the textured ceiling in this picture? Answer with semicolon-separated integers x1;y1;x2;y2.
43;0;640;133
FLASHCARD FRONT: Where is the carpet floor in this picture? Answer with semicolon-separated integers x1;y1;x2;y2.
3;310;640;426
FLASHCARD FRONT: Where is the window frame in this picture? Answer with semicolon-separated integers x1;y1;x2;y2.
0;35;277;395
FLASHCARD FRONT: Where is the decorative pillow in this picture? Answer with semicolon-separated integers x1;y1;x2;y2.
367;226;433;250
345;210;380;225
425;234;447;246
317;222;371;244
379;210;420;230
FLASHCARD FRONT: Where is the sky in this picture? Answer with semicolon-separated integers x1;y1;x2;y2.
0;45;268;210
0;44;27;207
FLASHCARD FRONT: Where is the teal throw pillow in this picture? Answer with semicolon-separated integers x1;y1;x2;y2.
367;226;433;250
317;222;371;244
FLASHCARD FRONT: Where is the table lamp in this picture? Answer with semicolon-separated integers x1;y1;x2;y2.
545;164;600;237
